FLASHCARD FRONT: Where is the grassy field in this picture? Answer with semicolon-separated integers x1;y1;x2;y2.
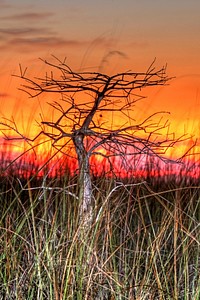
0;160;199;299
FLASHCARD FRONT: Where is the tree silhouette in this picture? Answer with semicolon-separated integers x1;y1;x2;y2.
1;57;185;228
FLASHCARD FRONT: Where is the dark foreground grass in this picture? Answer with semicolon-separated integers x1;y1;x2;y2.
0;172;199;300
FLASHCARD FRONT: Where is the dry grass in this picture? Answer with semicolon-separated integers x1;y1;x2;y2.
0;167;199;299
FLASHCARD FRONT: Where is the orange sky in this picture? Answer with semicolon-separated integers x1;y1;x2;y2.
0;0;200;164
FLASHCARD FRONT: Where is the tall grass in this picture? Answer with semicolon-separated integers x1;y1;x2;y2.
0;166;199;299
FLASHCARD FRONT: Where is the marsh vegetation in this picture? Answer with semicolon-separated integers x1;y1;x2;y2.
0;160;199;299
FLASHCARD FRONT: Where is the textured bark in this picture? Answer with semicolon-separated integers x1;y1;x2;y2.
72;92;107;228
73;132;93;228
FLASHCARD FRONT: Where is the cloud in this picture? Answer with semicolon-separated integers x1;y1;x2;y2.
12;36;81;46
6;36;86;52
0;27;53;36
0;7;119;55
0;25;57;51
1;36;118;54
0;7;58;50
0;27;87;52
7;35;118;53
0;13;118;55
2;12;54;21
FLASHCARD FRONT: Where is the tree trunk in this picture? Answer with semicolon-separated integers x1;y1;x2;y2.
73;132;93;229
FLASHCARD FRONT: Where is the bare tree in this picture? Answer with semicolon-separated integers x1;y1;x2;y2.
1;57;185;228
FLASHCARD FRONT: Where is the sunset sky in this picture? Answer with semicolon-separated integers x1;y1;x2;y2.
0;0;200;162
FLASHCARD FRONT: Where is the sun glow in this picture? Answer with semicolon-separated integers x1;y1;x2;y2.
0;59;199;181
1;129;199;180
1;89;200;180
